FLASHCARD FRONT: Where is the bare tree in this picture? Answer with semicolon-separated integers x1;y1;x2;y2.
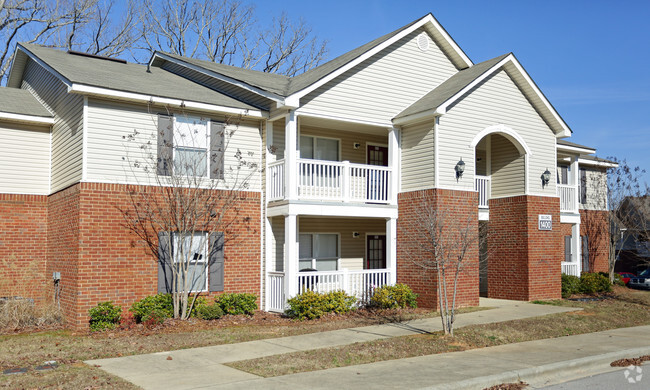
119;108;258;319
404;201;482;336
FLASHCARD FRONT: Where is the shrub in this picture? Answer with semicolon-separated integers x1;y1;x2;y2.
130;294;173;323
0;298;63;330
561;274;581;298
195;303;224;320
369;284;418;309
597;272;625;286
215;293;257;316
580;272;612;294
89;301;122;331
286;290;356;320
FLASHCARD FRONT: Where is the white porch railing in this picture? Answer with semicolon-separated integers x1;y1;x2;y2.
475;175;491;208
268;159;392;204
266;271;285;312
561;262;580;277
298;269;391;304
557;184;577;213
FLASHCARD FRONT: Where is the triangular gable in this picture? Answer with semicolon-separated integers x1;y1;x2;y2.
394;53;571;137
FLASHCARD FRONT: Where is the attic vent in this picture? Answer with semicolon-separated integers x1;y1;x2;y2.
417;32;430;52
67;50;127;64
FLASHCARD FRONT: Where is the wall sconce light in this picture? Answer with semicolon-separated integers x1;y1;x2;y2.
455;158;465;181
353;142;361;150
352;232;360;238
541;168;551;187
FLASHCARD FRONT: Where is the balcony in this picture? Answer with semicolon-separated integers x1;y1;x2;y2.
268;158;393;205
475;175;491;208
557;184;578;213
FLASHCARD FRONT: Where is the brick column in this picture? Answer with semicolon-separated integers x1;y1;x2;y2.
488;195;562;301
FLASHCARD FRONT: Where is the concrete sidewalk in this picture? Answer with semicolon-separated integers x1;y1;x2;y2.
88;298;586;389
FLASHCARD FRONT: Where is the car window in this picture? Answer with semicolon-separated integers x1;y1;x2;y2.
639;269;650;277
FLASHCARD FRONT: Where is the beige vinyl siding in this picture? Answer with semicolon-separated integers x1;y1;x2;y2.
160;62;272;110
0;122;50;194
581;168;608;211
271;119;286;161
85;98;262;190
299;28;458;124
299;126;387;164
21;59;83;193
490;134;525;197
270;216;285;272
400;121;434;192
475;148;487;176
438;69;557;196
298;217;386;270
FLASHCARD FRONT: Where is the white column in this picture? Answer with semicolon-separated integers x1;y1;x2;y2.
572;222;581;273
570;156;579;212
388;127;399;204
284;213;298;299
285;111;298;200
386;217;397;285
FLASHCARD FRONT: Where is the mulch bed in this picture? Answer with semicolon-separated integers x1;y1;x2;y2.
611;355;650;367
483;381;528;390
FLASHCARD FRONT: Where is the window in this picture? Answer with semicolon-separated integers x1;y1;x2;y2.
299;233;339;271
579;168;587;204
300;135;339;161
157;114;225;179
556;165;569;185
173;232;208;292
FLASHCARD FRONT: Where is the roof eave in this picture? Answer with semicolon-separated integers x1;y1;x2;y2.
392;108;443;126
556;144;596;155
0;111;54;125
578;158;619;168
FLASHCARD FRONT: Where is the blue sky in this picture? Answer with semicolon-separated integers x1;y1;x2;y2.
257;0;650;183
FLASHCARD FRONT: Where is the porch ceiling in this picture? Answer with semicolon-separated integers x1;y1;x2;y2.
298;115;389;135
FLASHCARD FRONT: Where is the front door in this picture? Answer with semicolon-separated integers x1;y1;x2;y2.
366;234;386;269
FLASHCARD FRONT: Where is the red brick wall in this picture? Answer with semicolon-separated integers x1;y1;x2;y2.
488;195;562;301
580;209;610;273
0;194;48;302
46;183;261;328
397;189;479;309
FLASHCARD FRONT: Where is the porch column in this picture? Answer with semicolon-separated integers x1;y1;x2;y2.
284;213;298;299
386;217;397;284
285;111;298;200
570;156;579;212
572;222;582;273
388;127;399;204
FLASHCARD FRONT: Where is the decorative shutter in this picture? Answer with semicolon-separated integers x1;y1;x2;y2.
208;232;224;292
158;232;173;293
582;235;590;272
579;168;587;204
210;122;225;180
157;114;173;176
564;236;572;263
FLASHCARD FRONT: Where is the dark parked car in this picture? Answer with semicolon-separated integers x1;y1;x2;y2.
628;269;650;290
617;272;636;285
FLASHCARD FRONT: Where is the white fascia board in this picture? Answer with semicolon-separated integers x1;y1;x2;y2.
556;144;596;155
15;44;72;89
286;14;473;103
267;202;398;219
0;112;54;125
392;108;443;126
152;52;285;104
69;84;267;118
296;110;393;129
560;213;581;224
578;158;619;168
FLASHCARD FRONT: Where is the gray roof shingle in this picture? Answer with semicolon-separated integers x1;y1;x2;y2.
19;43;257;111
557;139;596;151
394;53;510;120
0;87;52;118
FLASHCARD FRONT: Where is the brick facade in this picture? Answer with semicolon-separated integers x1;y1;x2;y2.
488;195;562;301
397;189;479;309
0;194;48;302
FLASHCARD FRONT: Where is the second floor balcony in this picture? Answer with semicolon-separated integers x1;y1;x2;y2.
474;176;579;213
268;158;394;205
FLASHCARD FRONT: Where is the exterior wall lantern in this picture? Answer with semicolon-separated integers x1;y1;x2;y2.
455;158;465;181
542;168;551;187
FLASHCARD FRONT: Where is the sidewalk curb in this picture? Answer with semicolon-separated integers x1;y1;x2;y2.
425;346;650;390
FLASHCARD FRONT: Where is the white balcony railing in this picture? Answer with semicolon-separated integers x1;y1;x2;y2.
266;271;285;312
557;184;578;212
561;262;580;277
268;159;393;204
475;175;491;208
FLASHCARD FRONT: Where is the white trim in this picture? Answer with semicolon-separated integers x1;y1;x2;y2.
578;158;618;168
524;153;529;195
434;116;440;188
48;127;52;194
15;44;72;88
151;52;285;104
556;143;595;155
296;110;393;129
469;124;533;156
560;213;581;224
82;96;88;181
478;208;489;221
267;202;399;219
0;112;54;125
392;108;441;126
68;84;266;118
287;14;473;102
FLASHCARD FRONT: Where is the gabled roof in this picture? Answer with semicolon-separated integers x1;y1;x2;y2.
9;43;259;114
557;139;596;154
393;53;572;137
0;87;53;125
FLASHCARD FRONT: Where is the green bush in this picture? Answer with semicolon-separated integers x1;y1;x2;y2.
561;274;581;298
130;294;173;323
286;290;357;320
369;284;418;309
580;272;612;294
215;293;258;316
597;272;625;286
195;303;224;320
89;301;122;331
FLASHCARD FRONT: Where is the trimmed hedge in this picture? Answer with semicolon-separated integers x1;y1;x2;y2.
130;294;173;323
89;301;122;331
286;290;357;320
561;273;612;298
215;293;258;316
369;284;418;309
195;303;224;320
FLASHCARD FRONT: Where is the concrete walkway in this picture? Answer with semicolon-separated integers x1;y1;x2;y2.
87;298;590;389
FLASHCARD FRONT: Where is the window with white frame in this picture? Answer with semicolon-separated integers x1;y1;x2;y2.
173;232;208;292
299;135;339;161
299;233;339;271
173;115;209;177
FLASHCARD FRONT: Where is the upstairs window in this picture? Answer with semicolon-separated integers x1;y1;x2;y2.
579;168;587;204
